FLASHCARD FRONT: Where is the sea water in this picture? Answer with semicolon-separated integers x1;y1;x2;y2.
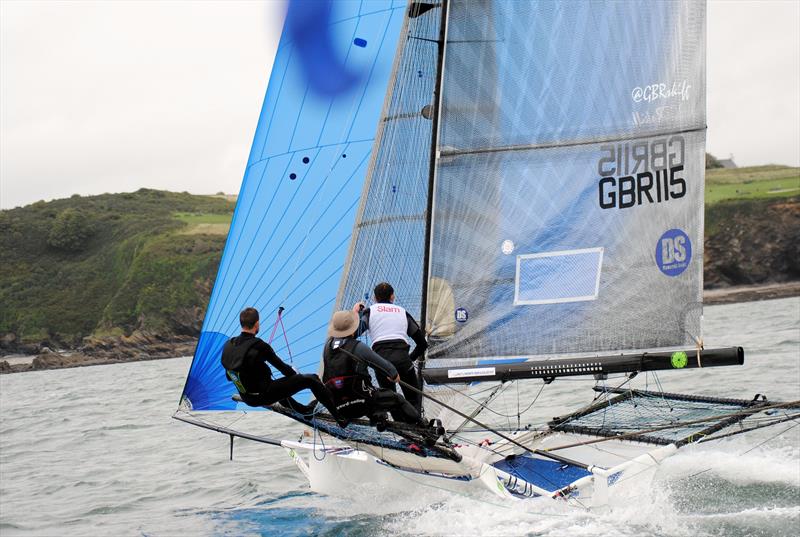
1;297;798;536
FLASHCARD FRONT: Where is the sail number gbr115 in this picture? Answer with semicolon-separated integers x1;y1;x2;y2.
597;135;687;210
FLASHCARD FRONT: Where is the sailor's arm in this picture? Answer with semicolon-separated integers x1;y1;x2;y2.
406;313;428;361
353;304;370;338
352;341;398;381
257;340;296;377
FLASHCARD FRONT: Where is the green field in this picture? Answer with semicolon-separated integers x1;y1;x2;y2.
174;212;232;225
706;165;800;205
174;212;232;235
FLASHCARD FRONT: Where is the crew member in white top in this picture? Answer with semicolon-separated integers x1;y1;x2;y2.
353;282;428;412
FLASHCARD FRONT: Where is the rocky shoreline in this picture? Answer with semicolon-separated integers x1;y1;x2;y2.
0;332;197;375
1;282;797;375
704;281;800;305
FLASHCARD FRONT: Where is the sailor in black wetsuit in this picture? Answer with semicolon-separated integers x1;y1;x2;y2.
221;307;340;420
322;310;424;426
353;282;428;413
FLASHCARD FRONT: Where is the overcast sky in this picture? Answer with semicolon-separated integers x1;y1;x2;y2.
1;0;798;210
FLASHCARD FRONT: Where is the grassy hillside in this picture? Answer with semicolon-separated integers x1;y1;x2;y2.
0;189;234;348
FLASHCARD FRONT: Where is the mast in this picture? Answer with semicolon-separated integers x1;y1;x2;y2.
419;0;450;332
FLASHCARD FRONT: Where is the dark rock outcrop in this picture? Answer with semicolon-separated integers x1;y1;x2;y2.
704;198;800;288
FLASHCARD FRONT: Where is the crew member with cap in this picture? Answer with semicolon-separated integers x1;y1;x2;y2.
221;307;342;422
353;282;428;412
322;309;424;426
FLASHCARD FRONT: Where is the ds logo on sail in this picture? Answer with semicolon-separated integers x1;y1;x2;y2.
656;229;692;276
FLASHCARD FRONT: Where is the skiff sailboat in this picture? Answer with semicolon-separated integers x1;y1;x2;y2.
174;0;799;507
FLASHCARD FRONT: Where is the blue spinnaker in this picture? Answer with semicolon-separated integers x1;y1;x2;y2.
181;1;406;411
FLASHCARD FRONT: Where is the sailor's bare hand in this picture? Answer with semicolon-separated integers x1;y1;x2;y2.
352;301;365;312
387;374;400;383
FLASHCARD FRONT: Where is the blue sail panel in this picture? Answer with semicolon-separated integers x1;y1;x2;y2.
180;1;406;411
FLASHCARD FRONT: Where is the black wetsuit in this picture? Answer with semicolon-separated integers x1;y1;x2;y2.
221;332;337;415
322;336;422;425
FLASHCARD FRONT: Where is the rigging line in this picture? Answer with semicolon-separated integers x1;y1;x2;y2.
335;346;592;474
649;371;674;411
278;313;293;362
446;382;509;440
459;380;548;425
335;15;411;312
452;426;543;434
172;413;283;447
440;381;510;420
179;409;249;431
267;309;283;344
419;0;450;333
543;400;800;452
696;414;800;444
738;422;798;455
446;433;513;458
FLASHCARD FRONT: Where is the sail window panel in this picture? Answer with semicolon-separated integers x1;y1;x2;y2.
515;248;604;306
441;0;705;153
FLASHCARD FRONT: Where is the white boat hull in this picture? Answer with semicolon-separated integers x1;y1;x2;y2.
282;432;678;509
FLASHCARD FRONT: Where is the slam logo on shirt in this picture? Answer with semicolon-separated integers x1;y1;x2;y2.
656;229;692;277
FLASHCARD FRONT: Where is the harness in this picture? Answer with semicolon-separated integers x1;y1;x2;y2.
322;338;371;406
220;337;260;395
